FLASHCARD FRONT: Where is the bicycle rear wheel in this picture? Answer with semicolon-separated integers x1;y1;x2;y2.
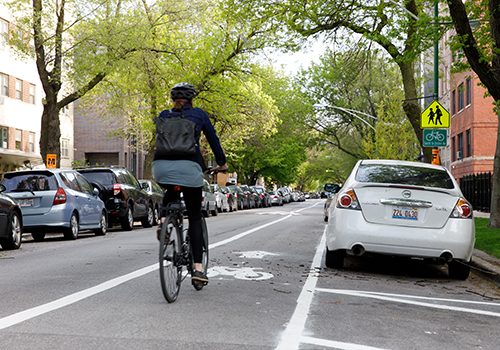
159;214;182;302
192;216;209;291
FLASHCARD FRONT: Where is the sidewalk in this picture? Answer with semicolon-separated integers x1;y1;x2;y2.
471;211;500;287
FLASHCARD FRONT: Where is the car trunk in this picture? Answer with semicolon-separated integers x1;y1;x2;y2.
356;185;458;229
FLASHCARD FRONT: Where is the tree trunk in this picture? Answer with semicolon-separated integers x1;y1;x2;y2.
399;61;431;162
39;100;61;167
144;136;155;179
488;114;500;227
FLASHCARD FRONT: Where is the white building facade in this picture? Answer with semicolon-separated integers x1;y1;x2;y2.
0;2;74;174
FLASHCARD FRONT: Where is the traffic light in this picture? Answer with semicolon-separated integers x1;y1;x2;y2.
431;149;440;165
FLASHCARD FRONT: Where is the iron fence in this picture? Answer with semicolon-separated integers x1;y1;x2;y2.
460;172;492;213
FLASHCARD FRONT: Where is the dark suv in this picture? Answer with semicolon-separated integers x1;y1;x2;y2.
75;166;154;230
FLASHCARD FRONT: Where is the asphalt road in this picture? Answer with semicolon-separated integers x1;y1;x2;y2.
0;199;499;350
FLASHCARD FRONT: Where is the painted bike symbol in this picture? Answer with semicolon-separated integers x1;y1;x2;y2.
425;130;445;142
207;266;274;281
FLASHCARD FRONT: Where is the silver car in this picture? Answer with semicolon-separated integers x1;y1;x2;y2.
211;184;230;212
2;169;107;241
202;179;217;217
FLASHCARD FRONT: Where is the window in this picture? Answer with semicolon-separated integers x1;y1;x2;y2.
0;19;8;47
15;79;22;100
29;84;36;104
0;73;8;96
0;127;7;148
61;139;68;157
452;136;456;161
466;78;471;106
466;129;471;157
457;133;464;159
29;132;35;152
61;104;70;114
15;129;21;150
458;83;464;111
452;90;456;115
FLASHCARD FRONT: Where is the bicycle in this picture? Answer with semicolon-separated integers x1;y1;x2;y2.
158;184;209;303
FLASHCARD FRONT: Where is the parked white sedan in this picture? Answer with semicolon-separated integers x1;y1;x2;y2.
325;159;475;280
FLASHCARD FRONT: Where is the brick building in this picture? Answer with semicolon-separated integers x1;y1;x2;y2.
438;30;497;182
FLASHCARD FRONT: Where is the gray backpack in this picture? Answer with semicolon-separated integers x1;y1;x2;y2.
154;112;197;157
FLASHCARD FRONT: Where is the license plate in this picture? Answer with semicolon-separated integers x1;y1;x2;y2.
19;199;34;207
392;206;418;220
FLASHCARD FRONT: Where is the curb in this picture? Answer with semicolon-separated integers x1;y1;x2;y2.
471;249;500;288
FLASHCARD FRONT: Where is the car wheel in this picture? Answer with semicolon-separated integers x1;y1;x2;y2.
448;260;471;280
325;248;345;269
120;206;134;231
324;213;328;222
142;204;154;228
31;231;46;242
94;211;107;236
211;204;218;216
64;213;79;240
0;211;22;250
153;205;160;225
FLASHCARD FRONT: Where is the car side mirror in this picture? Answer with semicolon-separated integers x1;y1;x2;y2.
141;182;149;190
324;183;340;194
0;184;6;192
93;187;100;197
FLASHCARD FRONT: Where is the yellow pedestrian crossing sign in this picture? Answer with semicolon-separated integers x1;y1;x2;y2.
421;100;450;129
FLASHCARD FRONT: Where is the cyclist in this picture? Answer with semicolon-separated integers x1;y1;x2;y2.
153;82;227;284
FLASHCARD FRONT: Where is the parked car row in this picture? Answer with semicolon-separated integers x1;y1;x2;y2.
0;164;310;250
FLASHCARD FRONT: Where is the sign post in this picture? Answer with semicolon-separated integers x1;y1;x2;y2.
46;154;57;169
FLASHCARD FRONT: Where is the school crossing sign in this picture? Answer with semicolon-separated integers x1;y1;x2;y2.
420;100;450;129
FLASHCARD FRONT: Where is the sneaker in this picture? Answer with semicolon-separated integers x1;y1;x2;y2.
156;224;168;241
192;270;209;284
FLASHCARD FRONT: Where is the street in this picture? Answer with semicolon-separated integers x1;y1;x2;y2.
0;199;499;350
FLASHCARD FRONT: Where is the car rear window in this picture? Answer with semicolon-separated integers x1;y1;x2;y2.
3;173;58;192
355;164;454;189
79;171;115;186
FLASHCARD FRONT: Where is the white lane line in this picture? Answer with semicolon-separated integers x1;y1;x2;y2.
315;288;500;318
275;227;326;350
0;264;157;330
0;203;318;330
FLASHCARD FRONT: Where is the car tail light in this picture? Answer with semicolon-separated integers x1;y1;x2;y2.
226;193;230;198
337;189;360;210
53;188;67;205
113;183;121;196
260;194;264;198
451;197;472;218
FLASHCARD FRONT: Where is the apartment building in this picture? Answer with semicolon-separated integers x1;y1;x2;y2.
438;30;496;181
0;3;74;174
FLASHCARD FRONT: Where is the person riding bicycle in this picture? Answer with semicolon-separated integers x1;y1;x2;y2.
153;82;227;284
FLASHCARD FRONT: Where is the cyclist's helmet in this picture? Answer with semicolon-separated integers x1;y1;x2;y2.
170;83;196;101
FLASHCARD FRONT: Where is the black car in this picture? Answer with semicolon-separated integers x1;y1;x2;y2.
228;185;249;210
139;180;164;225
0;184;23;250
75;166;154;230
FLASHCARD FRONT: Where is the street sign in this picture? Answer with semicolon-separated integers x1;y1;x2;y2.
46;154;57;169
423;129;447;147
420;100;450;129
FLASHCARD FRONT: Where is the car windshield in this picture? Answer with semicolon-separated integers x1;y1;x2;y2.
355;163;454;189
79;171;115;186
3;172;58;192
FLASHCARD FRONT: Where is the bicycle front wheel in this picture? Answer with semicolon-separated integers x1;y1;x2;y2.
159;214;182;302
192;216;209;291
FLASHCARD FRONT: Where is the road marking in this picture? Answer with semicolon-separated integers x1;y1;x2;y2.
237;251;279;258
276;227;326;350
207;266;274;280
0;203;319;330
315;288;500;318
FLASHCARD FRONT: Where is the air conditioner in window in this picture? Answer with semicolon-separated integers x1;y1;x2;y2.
457;151;462;159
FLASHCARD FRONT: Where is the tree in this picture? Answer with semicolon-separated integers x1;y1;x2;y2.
225;66;311;186
7;0;157;166
363;87;420;160
78;0;282;178
226;0;445;163
446;0;500;227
